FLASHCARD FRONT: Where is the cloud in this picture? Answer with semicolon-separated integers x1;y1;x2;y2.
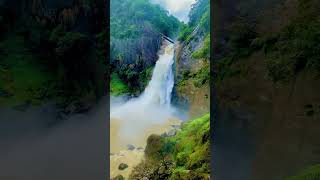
150;0;196;23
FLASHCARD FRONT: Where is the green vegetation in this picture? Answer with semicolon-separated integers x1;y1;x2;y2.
141;67;154;87
111;0;180;39
178;24;193;43
168;114;210;179
0;36;54;106
178;63;210;89
178;0;210;43
130;114;210;179
216;0;320;82
285;164;320;180
110;0;181;95
110;73;129;96
176;0;210;91
192;34;210;59
0;1;107;108
265;0;320;81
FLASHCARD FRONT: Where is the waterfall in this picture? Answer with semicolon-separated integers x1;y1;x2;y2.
139;43;174;107
110;41;178;142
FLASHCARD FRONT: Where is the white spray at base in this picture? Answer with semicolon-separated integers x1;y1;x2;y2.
110;42;184;147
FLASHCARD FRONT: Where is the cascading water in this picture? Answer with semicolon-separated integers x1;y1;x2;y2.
110;41;180;149
137;43;174;107
110;41;187;179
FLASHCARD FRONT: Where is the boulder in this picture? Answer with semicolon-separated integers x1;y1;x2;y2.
126;144;135;150
111;175;125;180
118;163;128;170
167;129;177;136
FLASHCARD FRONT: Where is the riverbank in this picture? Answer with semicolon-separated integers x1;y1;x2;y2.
110;118;181;178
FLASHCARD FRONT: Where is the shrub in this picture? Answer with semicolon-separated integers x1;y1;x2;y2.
192;65;210;87
285;164;320;180
191;34;210;60
178;25;193;42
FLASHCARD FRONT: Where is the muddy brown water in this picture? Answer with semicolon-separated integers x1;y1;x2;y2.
110;117;181;179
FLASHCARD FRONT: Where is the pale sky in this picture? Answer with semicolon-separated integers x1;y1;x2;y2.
150;0;196;23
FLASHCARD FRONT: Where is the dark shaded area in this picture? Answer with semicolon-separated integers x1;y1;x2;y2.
0;0;110;179
0;97;108;180
213;107;256;180
0;0;108;109
212;0;320;179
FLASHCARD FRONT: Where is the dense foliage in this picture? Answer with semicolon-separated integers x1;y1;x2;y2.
130;114;210;180
178;0;210;43
215;0;320;82
0;0;107;108
285;164;320;180
176;0;210;90
110;0;181;94
265;0;320;81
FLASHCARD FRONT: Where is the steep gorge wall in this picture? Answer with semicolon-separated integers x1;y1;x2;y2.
213;0;320;179
173;0;210;118
174;29;210;118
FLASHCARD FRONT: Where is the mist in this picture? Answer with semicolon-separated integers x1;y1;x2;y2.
0;98;108;180
150;0;196;23
110;43;187;151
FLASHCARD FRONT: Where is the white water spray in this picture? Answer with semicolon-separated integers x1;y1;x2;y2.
138;43;174;107
110;41;179;148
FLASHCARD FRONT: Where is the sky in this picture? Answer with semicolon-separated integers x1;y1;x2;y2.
150;0;196;23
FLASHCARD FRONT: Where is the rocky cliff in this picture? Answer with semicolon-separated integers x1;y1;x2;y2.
174;0;210;118
213;0;320;179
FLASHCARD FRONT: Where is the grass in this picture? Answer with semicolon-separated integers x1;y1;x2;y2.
177;62;210;90
191;34;210;60
130;113;211;179
0;35;54;106
285;164;320;180
166;113;210;179
110;72;129;96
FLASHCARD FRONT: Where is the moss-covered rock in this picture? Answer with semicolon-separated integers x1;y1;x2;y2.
118;163;129;170
129;114;211;179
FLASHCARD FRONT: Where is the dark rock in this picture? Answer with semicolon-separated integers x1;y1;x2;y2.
111;175;125;180
171;124;181;129
118;163;128;170
167;129;177;137
145;135;163;160
126;144;135;150
160;132;167;137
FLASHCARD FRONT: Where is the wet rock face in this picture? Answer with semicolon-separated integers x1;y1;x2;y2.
215;52;320;180
174;25;210;118
175;26;206;82
213;0;320;179
126;144;135;151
